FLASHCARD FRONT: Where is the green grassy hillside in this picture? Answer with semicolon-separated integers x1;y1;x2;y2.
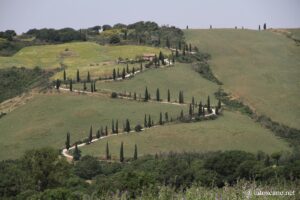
81;110;290;159
185;29;300;129
75;63;219;104
0;93;182;160
0;42;170;79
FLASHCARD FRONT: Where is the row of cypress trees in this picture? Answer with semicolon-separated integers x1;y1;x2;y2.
107;142;138;162
68;99;222;160
63;69;91;83
112;63;143;80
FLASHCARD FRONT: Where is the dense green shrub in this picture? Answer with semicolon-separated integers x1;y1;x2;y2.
1;148;299;199
0;67;52;103
111;92;118;98
74;156;102;179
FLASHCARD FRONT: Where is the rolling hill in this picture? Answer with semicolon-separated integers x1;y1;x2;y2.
0;92;182;160
0;42;170;79
81;110;290;159
74;63;219;105
184;29;300;129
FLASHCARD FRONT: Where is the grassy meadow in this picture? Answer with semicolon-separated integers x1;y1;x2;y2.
74;63;220;105
184;29;300;129
0;92;183;160
81;110;291;159
0;42;170;79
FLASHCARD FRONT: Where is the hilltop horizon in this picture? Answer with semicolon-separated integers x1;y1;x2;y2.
1;0;299;34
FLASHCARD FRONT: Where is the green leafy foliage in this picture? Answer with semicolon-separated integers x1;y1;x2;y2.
0;67;51;103
74;156;102;179
0;149;299;199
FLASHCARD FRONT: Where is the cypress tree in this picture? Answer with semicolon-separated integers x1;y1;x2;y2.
89;126;93;143
83;81;87;91
117;68;120;77
183;47;186;56
93;81;96;91
159;51;163;61
180;110;184;119
156;88;160;101
76;69;80;82
189;44;192;52
90;82;93;92
120;142;124;162
113;68;116;80
159;112;163;125
73;143;81;161
69;79;73;91
144;114;147;128
125;119;131;133
178;41;182;50
132;67;135;75
126;64;129;73
133;92;137;100
65;132;70;150
263;23;267;30
105;126;108;136
165;112;169;122
63;69;66;81
122;68;126;79
181;91;184;104
116;120;119;134
148;115;151;127
159;51;165;64
87;71;90;82
133;144;138;160
175;48;179;57
144;87;149;101
189;104;193;116
179;91;184;104
207;96;211;113
96;130;100;138
106;142;110;160
140;63;143;71
192;96;195;113
56;79;61;90
198;102;203;116
259;25;261;31
112;119;115;133
167;89;171;102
